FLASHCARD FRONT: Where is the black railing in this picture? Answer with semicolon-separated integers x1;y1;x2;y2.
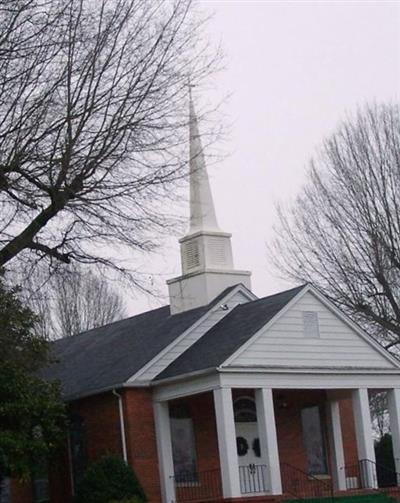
239;464;267;494
280;461;334;502
172;469;222;502
344;458;400;490
172;464;268;501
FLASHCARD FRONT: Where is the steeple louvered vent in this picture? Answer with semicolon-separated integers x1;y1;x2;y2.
209;237;227;266
183;240;200;271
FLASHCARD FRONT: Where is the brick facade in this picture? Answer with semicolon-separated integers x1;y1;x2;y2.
123;388;161;503
10;387;360;503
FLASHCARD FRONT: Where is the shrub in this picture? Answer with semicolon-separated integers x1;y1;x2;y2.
74;455;147;503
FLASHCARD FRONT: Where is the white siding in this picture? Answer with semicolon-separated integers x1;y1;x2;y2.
133;289;253;382
229;291;394;369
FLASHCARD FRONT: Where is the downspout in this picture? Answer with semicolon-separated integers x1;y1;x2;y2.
113;389;128;463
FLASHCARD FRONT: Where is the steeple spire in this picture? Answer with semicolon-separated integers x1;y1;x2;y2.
188;92;219;233
166;90;251;314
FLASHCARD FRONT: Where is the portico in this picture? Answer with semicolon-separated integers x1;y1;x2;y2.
153;369;400;503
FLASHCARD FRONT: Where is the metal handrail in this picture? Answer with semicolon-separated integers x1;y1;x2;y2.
172;464;268;501
171;468;222;502
280;461;334;502
343;458;400;490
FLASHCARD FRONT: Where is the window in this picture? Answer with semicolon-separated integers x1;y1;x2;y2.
169;403;198;483
234;396;257;423
69;414;87;492
301;406;328;476
303;311;320;338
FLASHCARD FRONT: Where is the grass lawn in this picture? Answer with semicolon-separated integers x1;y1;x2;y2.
285;494;396;503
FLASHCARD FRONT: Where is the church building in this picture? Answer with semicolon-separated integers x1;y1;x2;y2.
11;98;400;503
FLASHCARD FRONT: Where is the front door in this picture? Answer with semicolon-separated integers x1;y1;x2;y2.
235;422;266;494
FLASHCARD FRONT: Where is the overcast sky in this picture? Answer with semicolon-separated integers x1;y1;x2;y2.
126;0;400;315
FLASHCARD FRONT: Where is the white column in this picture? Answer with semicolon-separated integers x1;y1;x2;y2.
153;401;176;503
387;389;400;480
213;387;241;498
255;388;282;495
326;399;346;491
352;389;377;488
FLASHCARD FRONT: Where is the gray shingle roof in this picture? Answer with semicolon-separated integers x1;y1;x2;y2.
155;284;306;381
43;284;240;400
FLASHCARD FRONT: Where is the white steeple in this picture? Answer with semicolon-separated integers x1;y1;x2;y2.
188;92;219;233
167;93;251;314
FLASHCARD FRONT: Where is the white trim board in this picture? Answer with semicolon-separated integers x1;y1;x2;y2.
219;370;400;390
152;367;400;403
153;372;220;402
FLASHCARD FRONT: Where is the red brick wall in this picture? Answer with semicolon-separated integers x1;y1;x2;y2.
172;392;222;502
123;388;162;503
186;392;221;473
10;387;361;503
70;391;122;461
273;389;330;472
48;445;72;503
10;480;32;503
340;397;359;467
46;391;123;503
169;388;360;501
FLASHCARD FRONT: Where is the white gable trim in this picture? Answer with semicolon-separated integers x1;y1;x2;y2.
222;284;400;369
127;284;257;383
222;284;309;367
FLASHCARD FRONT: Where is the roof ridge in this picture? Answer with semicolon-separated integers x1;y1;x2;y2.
51;284;245;343
236;283;306;308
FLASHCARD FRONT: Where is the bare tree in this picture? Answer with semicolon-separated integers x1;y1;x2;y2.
271;103;400;350
25;266;126;338
53;268;125;337
0;0;218;287
370;391;389;439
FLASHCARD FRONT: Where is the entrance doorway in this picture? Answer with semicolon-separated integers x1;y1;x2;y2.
234;396;267;494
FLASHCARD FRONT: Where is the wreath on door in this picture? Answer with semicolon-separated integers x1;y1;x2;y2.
236;436;248;456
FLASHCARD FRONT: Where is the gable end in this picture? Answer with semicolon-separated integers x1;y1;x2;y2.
223;286;399;370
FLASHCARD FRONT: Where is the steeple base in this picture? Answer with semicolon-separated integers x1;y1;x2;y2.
167;269;251;314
